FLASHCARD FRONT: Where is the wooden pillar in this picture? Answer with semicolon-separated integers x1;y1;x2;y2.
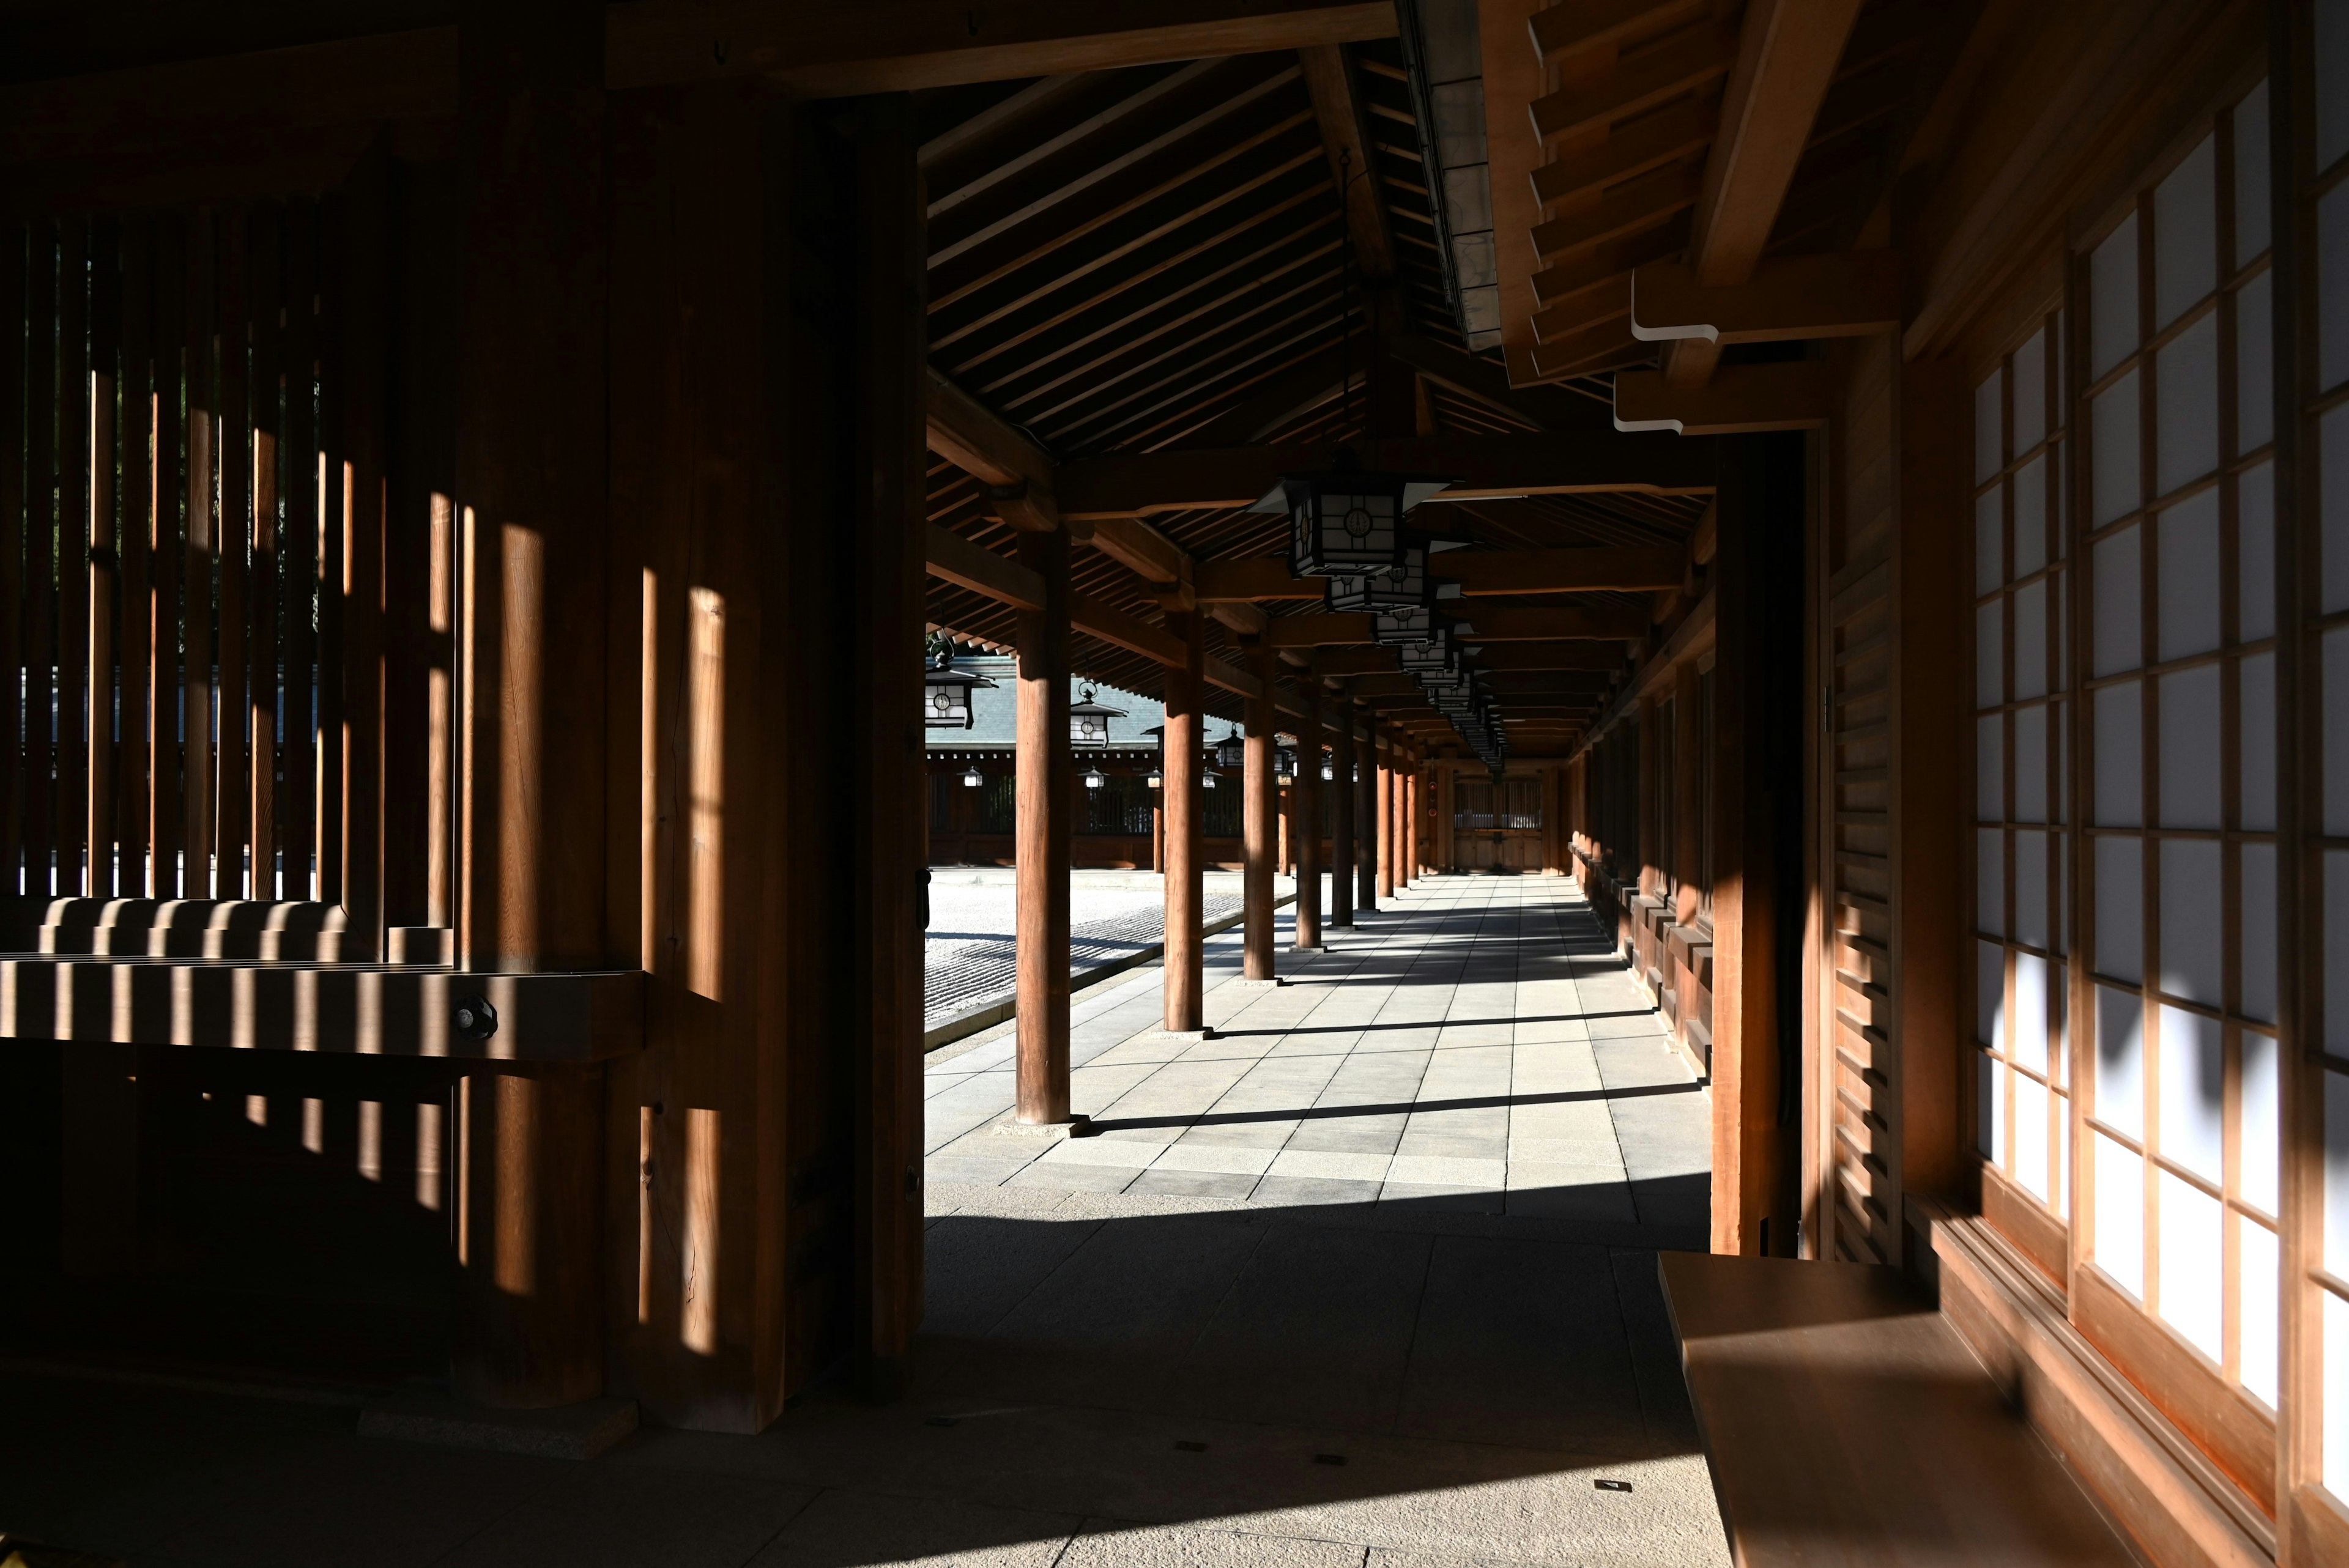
1675;664;1704;925
1403;757;1420;886
1330;697;1356;927
1293;677;1323;950
451;0;607;1410
1376;739;1394;900
1162;611;1204;1031
1014;528;1071;1122
1242;642;1277;980
1355;703;1378;913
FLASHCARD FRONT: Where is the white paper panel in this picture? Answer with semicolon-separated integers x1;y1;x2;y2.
2096;836;2145;985
2154;136;2217;328
2321;181;2349;394
2095;682;2143;826
1986;1055;2009;1166
2241;460;2276;640
2158;838;2224;1005
2325;404;2349;615
2158;1004;2225;1182
2239;1216;2279;1408
2095;1133;2145;1297
2054;960;2070;1085
1978;829;2006;937
2238;268;2274;454
2242;842;2279;1024
2061;1090;2074;1210
2017;1071;2052;1202
1977;940;2006;1048
2244;1028;2281;1215
2015;582;2048;701
2326;1289;2349;1501
2090;214;2140;379
1977;714;2004;822
1976;486;2004;595
2014;330;2047;456
2093;527;2142;674
2233;80;2271;267
2097;983;2146;1135
2158;1171;2224;1361
1975;601;2004;709
2332;854;2349;1055
2159;667;2223;829
2328;1067;2349;1278
2156;314;2221;495
2016;828;2049;951
2327;628;2349;835
2014;454;2048;577
2156;490;2221;660
1975;369;2004;484
1977;1051;2000;1157
2093;375;2142;526
2241;651;2277;831
2014;704;2048;823
2015;949;2050;1073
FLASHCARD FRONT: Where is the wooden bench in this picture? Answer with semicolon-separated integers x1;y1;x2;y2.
1660;1252;2137;1565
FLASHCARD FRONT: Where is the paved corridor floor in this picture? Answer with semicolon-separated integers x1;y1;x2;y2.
0;876;1726;1568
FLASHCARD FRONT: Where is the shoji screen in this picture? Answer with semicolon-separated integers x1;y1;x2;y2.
1972;306;2074;1250
2078;81;2283;1437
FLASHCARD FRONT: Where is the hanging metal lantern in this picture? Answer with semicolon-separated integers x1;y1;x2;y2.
1397;626;1458;677
1203;772;1218;790
1274;746;1297;784
924;646;997;729
1214;725;1247;771
1282;457;1407;579
1370;602;1434;646
1082;765;1107;790
962;764;984;788
1323;545;1432;613
1069;685;1127;750
1321;753;1334;782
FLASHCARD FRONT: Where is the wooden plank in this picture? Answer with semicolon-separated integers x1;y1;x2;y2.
24;219;59;898
924;522;1045;610
280;201;317;902
85;218;119;897
1071;589;1184;665
214;208;251;898
1086;516;1187;587
1614;361;1837;435
1441;545;1688;594
1269;612;1373;647
1297;43;1393;283
247;203;280;898
1383;333;1612;431
150;213;185;898
0;956;644;1062
56;216;89;897
1059;432;1715;518
613;1;1397;95
1660;1251;2136;1566
1455;604;1651;640
0;222;23;892
925;366;1059;530
114;216;151;899
1203;655;1261;700
1631;250;1902;344
1529;94;1717;208
1529;21;1739;143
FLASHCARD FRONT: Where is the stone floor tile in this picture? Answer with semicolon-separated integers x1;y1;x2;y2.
748;1488;1077;1568
1061;1522;1367;1568
432;1463;818;1568
1126;1168;1263;1200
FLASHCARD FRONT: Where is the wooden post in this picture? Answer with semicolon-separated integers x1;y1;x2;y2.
1293;676;1323;950
1330;690;1355;927
1242;640;1276;980
1375;736;1394;901
1355;703;1378;914
1403;756;1419;888
1162;610;1204;1032
1015;527;1072;1121
449;0;607;1410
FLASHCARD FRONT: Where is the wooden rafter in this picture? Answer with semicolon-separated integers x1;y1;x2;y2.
1297;43;1396;283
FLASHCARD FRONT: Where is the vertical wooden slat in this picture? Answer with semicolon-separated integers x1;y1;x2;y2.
86;217;120;899
182;210;215;900
0;222;24;895
24;218;58;898
341;160;388;955
280;201;317;900
149;215;186;899
116;216;153;897
56;216;89;897
213;207;250;898
248;204;281;898
314;197;344;906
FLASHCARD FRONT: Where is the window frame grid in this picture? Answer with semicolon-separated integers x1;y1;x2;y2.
2070;87;2285;1422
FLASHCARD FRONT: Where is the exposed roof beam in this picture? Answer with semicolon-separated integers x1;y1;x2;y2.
1196;545;1687;601
1179;342;1351;448
1382;335;1609;432
926;524;1044;611
1660;0;1868;388
926;369;1060;531
1266;603;1650;646
1297;43;1395;282
1059;432;1713;519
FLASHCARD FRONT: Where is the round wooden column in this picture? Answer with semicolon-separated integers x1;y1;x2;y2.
1376;743;1395;901
1403;758;1420;888
449;0;609;1412
1329;701;1356;928
1242;642;1277;980
1292;678;1323;950
1014;528;1072;1124
1162;611;1204;1031
1354;703;1378;914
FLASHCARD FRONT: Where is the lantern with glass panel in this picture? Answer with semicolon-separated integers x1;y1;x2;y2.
923;644;996;729
1324;543;1429;616
1067;686;1126;750
1396;625;1460;678
1274;747;1297;785
1213;725;1246;772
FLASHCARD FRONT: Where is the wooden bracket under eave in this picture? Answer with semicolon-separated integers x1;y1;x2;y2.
1629;251;1902;345
1613;361;1836;435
